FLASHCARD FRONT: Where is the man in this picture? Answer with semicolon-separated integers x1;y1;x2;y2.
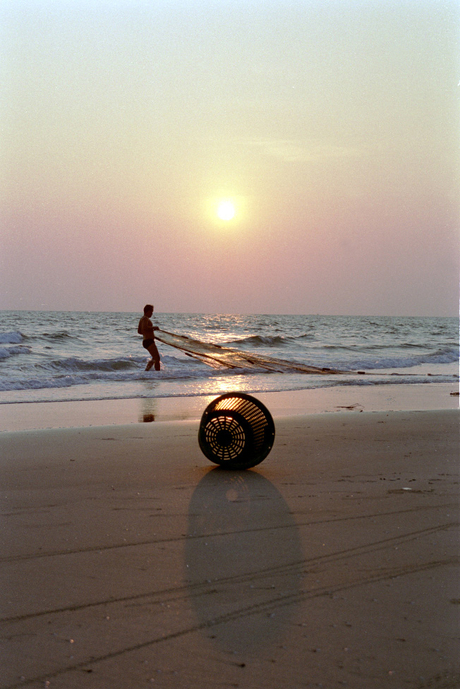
138;304;161;371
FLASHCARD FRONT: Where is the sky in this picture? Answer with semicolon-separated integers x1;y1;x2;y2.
1;0;459;316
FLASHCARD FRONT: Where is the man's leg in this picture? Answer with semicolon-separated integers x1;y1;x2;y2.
147;342;161;371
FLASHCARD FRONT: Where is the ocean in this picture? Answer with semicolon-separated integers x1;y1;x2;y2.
0;311;457;408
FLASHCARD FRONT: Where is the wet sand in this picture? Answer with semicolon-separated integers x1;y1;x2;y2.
0;381;457;432
0;408;458;688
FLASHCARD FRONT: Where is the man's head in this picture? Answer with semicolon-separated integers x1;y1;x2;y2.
144;304;154;316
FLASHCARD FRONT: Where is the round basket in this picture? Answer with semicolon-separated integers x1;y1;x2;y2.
198;392;275;469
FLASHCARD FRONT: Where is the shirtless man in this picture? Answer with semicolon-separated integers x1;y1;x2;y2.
138;304;161;371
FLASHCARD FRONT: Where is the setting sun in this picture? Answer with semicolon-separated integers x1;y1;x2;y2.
217;200;236;221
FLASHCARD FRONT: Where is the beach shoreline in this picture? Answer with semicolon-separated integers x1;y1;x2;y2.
0;381;457;432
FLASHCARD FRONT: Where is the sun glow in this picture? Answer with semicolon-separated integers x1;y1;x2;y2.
203;194;247;228
217;200;236;221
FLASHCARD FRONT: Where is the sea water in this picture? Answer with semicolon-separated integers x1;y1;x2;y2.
0;311;458;406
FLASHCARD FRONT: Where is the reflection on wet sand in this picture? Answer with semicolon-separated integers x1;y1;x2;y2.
185;469;302;653
138;398;157;423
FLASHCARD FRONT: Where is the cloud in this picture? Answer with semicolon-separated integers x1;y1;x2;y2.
244;138;362;163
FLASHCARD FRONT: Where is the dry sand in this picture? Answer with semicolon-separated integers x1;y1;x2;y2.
0;408;459;689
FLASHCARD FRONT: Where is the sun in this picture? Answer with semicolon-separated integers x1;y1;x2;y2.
217;200;236;221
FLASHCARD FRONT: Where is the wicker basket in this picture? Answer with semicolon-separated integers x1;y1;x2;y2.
198;392;275;469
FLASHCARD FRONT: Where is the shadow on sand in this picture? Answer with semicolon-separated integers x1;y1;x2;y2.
185;468;302;653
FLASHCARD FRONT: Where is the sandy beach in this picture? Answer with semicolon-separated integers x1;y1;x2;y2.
0;388;458;689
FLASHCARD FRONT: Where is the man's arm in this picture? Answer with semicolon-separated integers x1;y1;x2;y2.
145;318;157;337
138;317;147;335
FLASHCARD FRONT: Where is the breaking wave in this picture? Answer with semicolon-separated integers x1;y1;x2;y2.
0;331;23;344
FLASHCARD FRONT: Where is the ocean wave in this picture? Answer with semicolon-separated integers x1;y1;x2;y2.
227;335;288;347
34;352;203;373
0;331;23;344
424;348;459;364
39;331;74;341
0;312;457;406
323;341;437;353
37;356;141;373
0;355;218;392
340;347;458;371
0;376;78;391
0;344;30;359
1;358;456;395
228;333;315;347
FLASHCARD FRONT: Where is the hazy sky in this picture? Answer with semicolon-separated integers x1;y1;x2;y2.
1;0;459;316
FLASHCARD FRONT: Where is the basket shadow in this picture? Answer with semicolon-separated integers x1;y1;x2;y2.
184;468;302;653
